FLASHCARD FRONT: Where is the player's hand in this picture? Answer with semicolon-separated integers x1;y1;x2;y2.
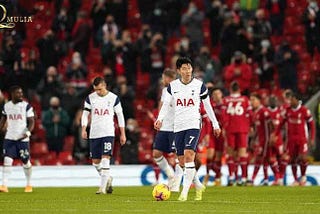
154;120;162;131
120;134;126;146
81;129;87;139
308;139;315;150
17;134;28;141
213;128;221;137
269;133;277;146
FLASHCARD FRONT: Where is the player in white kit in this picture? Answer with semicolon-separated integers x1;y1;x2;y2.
154;57;221;201
152;68;177;189
81;77;126;194
0;86;34;193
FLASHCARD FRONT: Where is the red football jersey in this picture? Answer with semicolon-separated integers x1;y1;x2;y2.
251;106;270;145
211;100;226;128
285;104;315;142
268;107;285;145
223;94;251;133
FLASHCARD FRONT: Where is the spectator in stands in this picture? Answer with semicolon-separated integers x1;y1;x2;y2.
302;0;320;58
60;83;82;130
99;14;119;65
91;0;108;46
135;25;152;65
149;1;167;35
181;1;204;54
163;0;183;38
52;6;73;41
113;75;135;120
65;51;88;94
194;45;222;84
219;9;245;65
223;51;253;95
266;0;286;35
121;118;140;164
20;49;43;101
252;9;272;45
173;36;192;58
121;30;138;87
254;39;275;88
137;0;156;24
102;66;116;91
71;11;91;60
37;30;64;70
206;0;225;47
141;33;166;85
42;96;70;158
37;66;64;110
274;41;299;92
106;0;128;28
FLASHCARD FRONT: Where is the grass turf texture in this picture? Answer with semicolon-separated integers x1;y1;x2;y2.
0;186;319;214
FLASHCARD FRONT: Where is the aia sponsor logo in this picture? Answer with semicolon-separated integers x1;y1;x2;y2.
8;114;22;120
176;98;194;107
94;108;109;115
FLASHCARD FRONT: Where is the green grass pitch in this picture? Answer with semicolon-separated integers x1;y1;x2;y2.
0;186;319;214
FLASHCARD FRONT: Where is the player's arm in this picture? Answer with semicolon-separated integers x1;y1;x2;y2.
306;109;316;148
114;97;126;146
154;85;173;131
0;114;7;133
81;97;91;139
19;104;35;140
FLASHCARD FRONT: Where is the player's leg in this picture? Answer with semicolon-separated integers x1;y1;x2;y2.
298;143;308;186
237;133;248;185
1;140;16;192
193;155;204;191
212;135;224;186
226;134;236;185
90;139;102;176
179;129;203;201
100;137;114;194
262;159;269;186
203;144;215;186
171;157;183;192
153;132;175;187
19;142;33;192
267;145;279;185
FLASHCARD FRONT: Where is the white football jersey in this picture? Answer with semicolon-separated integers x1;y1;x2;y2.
83;91;123;138
160;87;174;132
2;100;34;141
165;78;207;132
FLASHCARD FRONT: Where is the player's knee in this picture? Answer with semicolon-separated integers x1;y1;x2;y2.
153;150;162;159
4;156;13;166
23;160;32;168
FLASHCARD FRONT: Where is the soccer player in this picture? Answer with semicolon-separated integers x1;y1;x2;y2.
223;81;251;186
152;68;178;190
282;93;315;186
154;57;221;201
202;87;225;186
0;86;34;193
81;77;126;194
248;93;270;185
267;96;284;185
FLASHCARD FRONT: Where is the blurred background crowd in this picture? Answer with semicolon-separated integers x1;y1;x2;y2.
0;0;320;165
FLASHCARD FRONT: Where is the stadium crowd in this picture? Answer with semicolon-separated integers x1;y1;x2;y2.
0;0;319;186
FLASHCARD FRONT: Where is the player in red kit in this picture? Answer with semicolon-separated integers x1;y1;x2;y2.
248;93;270;186
282;93;315;186
223;81;251;185
201;87;225;186
267;96;284;185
